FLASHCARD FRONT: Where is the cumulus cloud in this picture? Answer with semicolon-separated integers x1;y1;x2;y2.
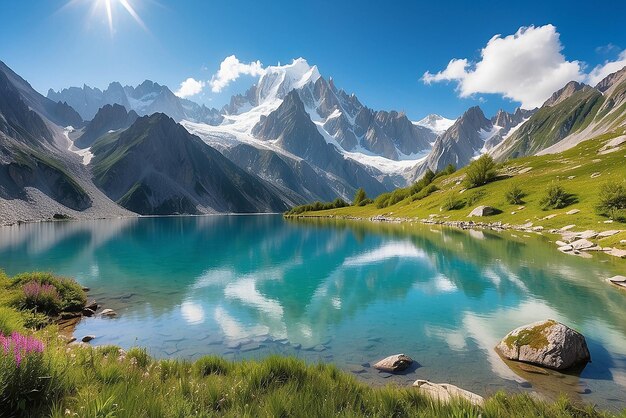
209;55;265;93
587;50;626;86
175;77;205;98
422;25;585;109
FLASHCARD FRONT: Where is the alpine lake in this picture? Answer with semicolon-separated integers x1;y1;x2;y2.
1;215;625;411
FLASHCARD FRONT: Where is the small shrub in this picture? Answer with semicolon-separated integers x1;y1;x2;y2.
442;192;465;211
413;184;438;201
505;184;525;205
285;198;349;215
22;281;61;314
352;188;368;206
464;155;497;188
433;164;456;180
12;273;86;313
374;193;392;209
540;183;573;210
597;181;626;220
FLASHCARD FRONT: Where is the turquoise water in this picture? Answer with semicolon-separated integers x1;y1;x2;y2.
1;215;625;410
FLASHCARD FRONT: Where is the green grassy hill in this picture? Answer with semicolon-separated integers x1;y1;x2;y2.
289;130;626;251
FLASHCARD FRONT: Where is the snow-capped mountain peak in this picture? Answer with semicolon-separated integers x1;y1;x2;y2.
414;114;456;135
256;58;321;104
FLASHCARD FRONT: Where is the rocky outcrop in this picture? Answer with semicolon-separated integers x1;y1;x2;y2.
412;380;484;407
468;206;497;217
373;354;413;373
496;319;590;370
76;104;138;149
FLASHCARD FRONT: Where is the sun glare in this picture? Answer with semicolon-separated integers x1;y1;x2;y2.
62;0;148;35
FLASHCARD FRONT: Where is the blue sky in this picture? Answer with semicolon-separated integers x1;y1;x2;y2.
1;0;625;119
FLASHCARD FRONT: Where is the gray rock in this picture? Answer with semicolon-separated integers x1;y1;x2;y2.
566;209;580;215
100;308;117;317
576;230;598;240
413;380;484;407
496;319;590;370
468;206;497;217
597;230;620;238
570;239;595;250
373;354;413;373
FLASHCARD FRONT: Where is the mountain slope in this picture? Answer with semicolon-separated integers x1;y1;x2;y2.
493;67;626;159
91;113;290;215
0;61;83;128
75;104;138;149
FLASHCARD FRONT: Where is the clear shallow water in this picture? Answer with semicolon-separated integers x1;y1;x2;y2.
1;215;625;410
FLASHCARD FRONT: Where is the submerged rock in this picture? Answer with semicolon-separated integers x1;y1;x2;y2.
496;319;590;370
412;380;484;407
373;354;413;373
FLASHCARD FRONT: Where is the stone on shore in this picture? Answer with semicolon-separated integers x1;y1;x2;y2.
373;354;413;373
608;275;626;288
570;239;595;251
496;319;590;370
468;206;496;217
412;380;484;407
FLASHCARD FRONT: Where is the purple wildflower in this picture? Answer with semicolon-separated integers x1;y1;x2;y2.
23;281;59;301
0;332;45;367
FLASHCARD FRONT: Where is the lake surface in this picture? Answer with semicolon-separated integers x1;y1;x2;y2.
1;215;625;410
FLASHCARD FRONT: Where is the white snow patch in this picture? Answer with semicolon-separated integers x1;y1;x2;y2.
414;114;456;134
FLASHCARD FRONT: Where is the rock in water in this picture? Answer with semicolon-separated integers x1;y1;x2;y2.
468;206;496;217
100;309;117;317
82;335;96;343
496;319;590;370
373;354;413;373
413;380;484;407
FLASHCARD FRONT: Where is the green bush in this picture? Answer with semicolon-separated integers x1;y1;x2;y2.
597;181;626;220
464;155;497;188
374;193;392;209
285;198;349;215
540;183;574;210
433;164;456;180
505;184;525;205
413;184;438;201
442;192;465;211
352;188;368;206
12;273;86;314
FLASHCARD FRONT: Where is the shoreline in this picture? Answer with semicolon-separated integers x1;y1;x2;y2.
287;213;626;262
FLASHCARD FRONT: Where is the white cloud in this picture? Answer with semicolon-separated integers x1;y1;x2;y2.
422;25;585;109
587;50;626;86
209;55;265;93
175;77;205;98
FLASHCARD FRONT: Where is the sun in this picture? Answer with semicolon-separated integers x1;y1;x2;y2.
62;0;148;35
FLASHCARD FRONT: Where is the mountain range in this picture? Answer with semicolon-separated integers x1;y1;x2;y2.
1;57;625;223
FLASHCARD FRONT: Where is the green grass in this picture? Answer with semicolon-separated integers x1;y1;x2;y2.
290;129;626;251
0;267;623;417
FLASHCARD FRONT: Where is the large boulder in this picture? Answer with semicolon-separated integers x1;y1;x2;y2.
373;354;413;373
413;380;484;407
496;319;590;370
468;206;496;217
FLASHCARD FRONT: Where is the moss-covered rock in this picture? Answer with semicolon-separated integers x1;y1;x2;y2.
496;319;591;370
